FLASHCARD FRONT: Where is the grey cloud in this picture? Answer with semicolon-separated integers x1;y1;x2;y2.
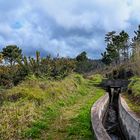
0;0;140;58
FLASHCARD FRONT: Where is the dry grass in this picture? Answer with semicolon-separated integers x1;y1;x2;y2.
0;74;104;139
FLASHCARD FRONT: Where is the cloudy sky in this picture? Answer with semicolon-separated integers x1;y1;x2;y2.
0;0;140;59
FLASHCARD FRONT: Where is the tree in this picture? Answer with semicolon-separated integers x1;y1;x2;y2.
102;30;130;65
0;53;3;63
105;31;116;44
132;25;140;60
101;51;111;65
102;32;119;65
2;45;22;66
119;31;129;61
76;51;88;62
101;44;119;65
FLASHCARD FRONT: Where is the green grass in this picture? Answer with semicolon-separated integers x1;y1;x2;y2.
124;76;140;116
66;88;103;140
123;96;140;117
128;76;140;96
88;74;104;85
0;73;104;139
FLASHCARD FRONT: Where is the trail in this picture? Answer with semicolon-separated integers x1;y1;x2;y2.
41;86;103;140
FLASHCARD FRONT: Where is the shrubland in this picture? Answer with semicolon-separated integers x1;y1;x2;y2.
0;45;103;89
0;74;104;139
0;45;106;139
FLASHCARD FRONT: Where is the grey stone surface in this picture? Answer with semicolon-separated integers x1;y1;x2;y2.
102;79;130;88
91;94;111;140
119;96;140;140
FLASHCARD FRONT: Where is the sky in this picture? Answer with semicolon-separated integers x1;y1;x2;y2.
0;0;140;59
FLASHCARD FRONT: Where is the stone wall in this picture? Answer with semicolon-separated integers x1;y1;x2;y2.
91;94;111;140
119;96;140;140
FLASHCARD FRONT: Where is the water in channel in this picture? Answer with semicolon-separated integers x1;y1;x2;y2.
104;87;126;140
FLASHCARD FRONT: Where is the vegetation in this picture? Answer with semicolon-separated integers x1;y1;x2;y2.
0;74;104;139
101;26;138;69
0;45;103;89
76;51;88;62
0;46;76;88
1;22;140;140
123;76;140;117
100;25;140;79
75;51;103;74
124;96;140;117
2;45;22;67
0;43;106;140
101;30;129;65
101;25;140;116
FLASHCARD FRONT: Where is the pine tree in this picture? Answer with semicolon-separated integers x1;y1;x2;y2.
132;25;140;60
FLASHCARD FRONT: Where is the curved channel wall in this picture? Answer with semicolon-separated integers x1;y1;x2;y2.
119;96;140;140
91;94;111;140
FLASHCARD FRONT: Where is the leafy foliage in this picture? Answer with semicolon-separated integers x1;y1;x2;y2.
0;47;77;88
2;45;22;66
0;43;105;88
76;51;88;62
102;30;129;65
18;53;76;79
75;51;100;73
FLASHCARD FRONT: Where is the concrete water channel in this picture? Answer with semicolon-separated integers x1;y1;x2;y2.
91;79;131;140
104;86;126;140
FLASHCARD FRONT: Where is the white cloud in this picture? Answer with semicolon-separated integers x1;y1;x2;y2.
0;0;139;58
35;0;131;31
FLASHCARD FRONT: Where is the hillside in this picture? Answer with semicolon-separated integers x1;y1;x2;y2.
123;77;140;117
0;74;104;139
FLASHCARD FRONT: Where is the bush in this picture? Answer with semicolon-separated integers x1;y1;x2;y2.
89;74;103;84
0;52;76;88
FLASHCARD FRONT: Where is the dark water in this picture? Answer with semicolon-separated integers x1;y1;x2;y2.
105;105;123;140
104;89;126;140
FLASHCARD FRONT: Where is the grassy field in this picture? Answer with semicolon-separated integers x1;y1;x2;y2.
123;76;140;117
0;74;104;140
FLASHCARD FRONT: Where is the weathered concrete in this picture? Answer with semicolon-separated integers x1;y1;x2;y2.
91;94;111;140
119;96;140;140
101;79;130;88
